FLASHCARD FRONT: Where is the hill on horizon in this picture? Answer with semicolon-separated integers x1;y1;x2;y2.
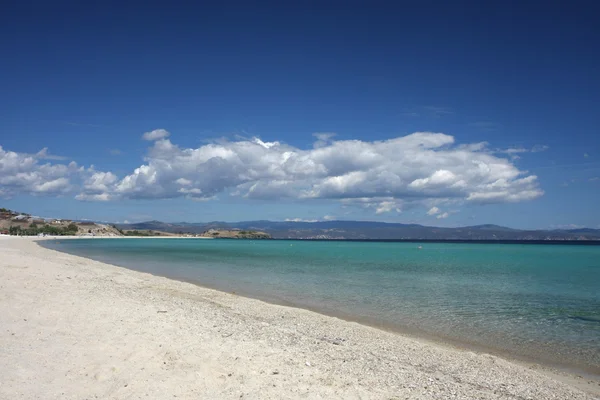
115;219;600;241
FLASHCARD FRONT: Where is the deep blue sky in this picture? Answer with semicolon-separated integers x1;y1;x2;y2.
1;1;599;229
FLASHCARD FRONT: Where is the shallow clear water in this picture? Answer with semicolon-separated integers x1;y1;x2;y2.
43;239;600;374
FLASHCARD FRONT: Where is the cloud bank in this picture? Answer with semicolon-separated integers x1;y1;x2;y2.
0;146;84;197
1;131;544;214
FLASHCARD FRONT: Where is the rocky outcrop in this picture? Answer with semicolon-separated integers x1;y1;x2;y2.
200;229;271;239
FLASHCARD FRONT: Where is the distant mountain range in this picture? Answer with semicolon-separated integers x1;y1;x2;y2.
115;220;600;241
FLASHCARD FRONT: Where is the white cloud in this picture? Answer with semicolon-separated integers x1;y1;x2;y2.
142;129;170;141
531;145;549;153
84;171;118;192
35;148;68;161
74;131;542;206
1;131;545;215
458;142;488;152
409;170;459;189
427;206;452;219
427;206;440;216
323;215;336;221
584;153;589;158
74;171;118;201
339;197;405;215
375;201;401;214
0;146;84;197
175;178;192;186
501;147;528;154
75;192;112;201
252;137;280;149
497;145;549;157
313;132;337;148
36;177;70;192
465;175;542;203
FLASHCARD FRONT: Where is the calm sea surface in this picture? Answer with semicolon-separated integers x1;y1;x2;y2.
42;239;600;375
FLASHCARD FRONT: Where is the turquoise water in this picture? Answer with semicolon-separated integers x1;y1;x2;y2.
43;239;600;374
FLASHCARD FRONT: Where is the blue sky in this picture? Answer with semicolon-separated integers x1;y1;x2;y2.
1;1;599;229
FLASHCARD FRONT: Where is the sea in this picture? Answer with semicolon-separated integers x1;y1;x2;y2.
41;238;600;376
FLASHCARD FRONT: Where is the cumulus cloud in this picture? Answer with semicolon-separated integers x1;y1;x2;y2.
427;206;451;219
73;131;543;206
142;129;170;141
74;171;118;201
427;206;440;216
375;201;401;214
1;131;545;215
75;192;112;201
0;146;83;197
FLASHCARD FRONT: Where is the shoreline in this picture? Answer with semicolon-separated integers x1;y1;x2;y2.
140;266;600;382
195;280;600;381
1;236;598;399
38;236;600;381
30;237;600;387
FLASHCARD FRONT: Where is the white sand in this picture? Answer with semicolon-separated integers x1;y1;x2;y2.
0;237;598;399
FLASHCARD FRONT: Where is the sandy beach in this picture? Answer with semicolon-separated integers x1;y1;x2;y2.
0;237;598;399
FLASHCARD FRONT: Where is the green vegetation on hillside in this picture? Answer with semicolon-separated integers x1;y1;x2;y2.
8;223;79;236
122;230;154;236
